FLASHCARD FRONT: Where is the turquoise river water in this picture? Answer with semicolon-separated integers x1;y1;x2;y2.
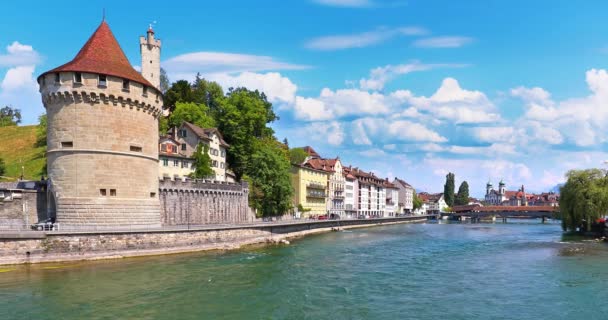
2;220;608;319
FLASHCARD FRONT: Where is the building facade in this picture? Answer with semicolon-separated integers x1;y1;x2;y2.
343;170;358;219
158;136;193;180
393;177;414;213
37;21;163;228
384;180;399;217
290;164;330;218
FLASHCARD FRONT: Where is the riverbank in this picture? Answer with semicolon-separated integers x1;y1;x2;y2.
0;215;430;265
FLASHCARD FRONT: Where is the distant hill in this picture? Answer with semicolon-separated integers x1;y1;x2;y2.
0;125;45;181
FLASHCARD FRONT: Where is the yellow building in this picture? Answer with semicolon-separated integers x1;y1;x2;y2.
291;164;330;218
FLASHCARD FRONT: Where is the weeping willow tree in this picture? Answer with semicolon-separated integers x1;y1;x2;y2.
559;169;608;232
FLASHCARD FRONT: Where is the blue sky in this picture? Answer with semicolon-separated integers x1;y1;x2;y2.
2;0;608;196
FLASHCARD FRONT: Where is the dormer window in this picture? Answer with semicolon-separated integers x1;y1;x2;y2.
142;86;148;97
122;79;130;91
54;73;60;84
98;74;107;87
74;72;82;84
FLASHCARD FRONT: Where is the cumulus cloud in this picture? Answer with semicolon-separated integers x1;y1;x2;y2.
162;51;309;80
305;26;428;51
208;72;297;105
358;61;468;91
0;41;40;67
413;36;473;48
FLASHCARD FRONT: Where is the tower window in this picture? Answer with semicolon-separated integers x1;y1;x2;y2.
150;192;156;198
54;73;60;84
130;145;143;152
98;74;107;87
74;72;82;84
150;60;152;64
110;189;117;196
100;189;107;196
142;86;148;97
61;141;73;148
122;79;130;91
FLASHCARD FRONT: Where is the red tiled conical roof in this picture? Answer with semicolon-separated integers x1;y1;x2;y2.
38;21;154;88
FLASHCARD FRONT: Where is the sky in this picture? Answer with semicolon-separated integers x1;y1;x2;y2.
1;0;608;197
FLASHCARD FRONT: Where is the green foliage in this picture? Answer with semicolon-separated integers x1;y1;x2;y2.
169;102;216;129
159;67;170;93
0;157;5;177
413;192;423;210
158;116;169;135
192;75;224;118
246;140;293;217
164;80;194;111
297;203;311;213
0;106;21;127
443;172;455;207
35;114;47;176
190;143;214;179
289;148;308;165
0;125;46;180
559;169;608;232
455;181;470;206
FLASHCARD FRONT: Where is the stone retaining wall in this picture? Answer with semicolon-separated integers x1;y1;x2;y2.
0;216;428;265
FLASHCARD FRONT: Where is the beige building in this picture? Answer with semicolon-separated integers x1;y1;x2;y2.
290;164;330;218
164;122;230;182
37;21;163;228
158;136;193;180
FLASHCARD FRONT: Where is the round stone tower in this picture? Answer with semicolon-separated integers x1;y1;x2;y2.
37;21;163;229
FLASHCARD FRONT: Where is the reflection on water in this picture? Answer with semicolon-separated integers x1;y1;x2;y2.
1;221;608;319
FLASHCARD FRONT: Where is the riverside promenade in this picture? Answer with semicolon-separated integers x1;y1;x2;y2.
0;215;432;265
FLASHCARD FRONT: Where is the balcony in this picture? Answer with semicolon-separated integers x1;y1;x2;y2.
307;182;326;190
306;190;327;199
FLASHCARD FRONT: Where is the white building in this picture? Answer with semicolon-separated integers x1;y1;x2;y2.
384;180;399;217
343;170;358;219
393;178;414;213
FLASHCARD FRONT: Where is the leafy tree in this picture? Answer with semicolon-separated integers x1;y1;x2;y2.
455;181;470;206
559;169;608;232
159;67;170;93
190;143;214;179
158;116;169;135
168;102;216;129
413;192;423;210
164;80;194;111
0;106;21;127
192;75;224;118
283;138;289;148
289;148;308;165
0;157;5;177
246;140;293;217
443;172;455;207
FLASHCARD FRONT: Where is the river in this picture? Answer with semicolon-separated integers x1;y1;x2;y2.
1;220;608;319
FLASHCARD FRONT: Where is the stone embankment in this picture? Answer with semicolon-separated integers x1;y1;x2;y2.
0;216;429;265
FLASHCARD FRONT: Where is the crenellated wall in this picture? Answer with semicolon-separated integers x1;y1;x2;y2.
159;178;253;225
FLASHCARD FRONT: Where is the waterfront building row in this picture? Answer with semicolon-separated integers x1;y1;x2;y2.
290;146;415;219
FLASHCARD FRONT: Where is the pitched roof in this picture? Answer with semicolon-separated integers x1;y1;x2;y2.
301;146;320;158
182;122;230;147
393;177;412;188
303;158;337;172
38;21;155;89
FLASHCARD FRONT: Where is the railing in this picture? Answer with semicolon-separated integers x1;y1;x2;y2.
306;183;326;190
306;192;327;199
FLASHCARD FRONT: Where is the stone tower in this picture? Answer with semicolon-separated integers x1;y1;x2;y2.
140;25;161;89
498;180;505;195
486;181;493;196
37;21;163;229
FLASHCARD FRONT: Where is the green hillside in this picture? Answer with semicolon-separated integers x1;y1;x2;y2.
0;125;45;181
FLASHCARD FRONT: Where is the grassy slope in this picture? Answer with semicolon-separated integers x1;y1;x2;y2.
0;125;45;181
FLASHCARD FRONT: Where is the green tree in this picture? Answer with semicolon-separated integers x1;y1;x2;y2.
164;80;194;111
192;75;224;118
455;181;470;206
0;157;5;177
289;148;308;165
158;116;169;135
246;140;293;217
159;67;170;93
559;169;608;232
0;106;21;127
413;192;423;210
190;143;214;179
443;172;455;207
168;102;216;129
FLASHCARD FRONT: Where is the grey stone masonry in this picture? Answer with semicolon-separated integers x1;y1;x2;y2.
159;178;253;225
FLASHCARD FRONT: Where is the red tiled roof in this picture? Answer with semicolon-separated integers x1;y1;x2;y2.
38;21;155;89
301;146;320;158
182;122;230;147
304;158;336;172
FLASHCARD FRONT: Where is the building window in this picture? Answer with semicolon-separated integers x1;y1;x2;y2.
162;158;168;167
181;143;186;151
221;149;226;158
174;160;179;167
122;79;130;91
212;160;218;167
172;145;177;153
74;72;82;84
181;160;188;168
98;74;107;87
54;73;60;84
160;144;167;152
179;129;187;137
110;189;116;196
61;141;73;148
130;145;142;152
150;192;156;198
220;162;224;169
142;86;148;97
100;189;107;196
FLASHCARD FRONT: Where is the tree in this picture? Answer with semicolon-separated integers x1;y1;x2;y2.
190;143;214;179
158;116;169;135
0;106;21;127
168;102;216;129
289;148;308;165
246;140;294;217
159;67;170;93
413;192;423;210
559;169;608;233
455;181;470;206
164;80;194;111
443;172;455;207
0;157;5;177
192;75;224;118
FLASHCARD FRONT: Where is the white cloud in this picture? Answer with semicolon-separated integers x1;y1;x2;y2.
359;61;468;91
510;86;553;106
1;65;36;92
294;88;390;120
305;26;428;51
0;41;40;67
359;148;386;157
208;72;297;105
413;36;473;48
388;120;447;142
162;51;309;80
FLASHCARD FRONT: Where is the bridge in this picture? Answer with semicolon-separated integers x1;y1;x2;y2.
449;205;559;222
